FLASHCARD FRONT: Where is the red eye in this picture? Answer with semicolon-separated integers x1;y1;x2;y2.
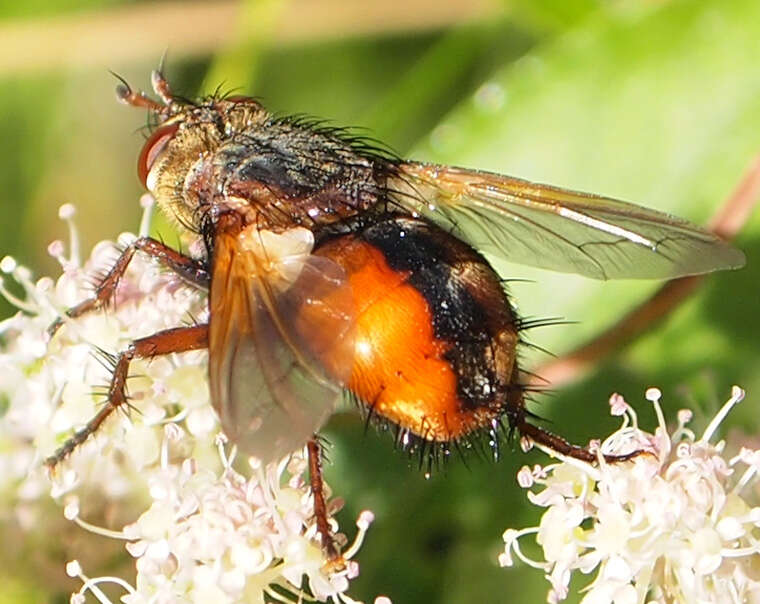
225;95;252;103
138;123;179;188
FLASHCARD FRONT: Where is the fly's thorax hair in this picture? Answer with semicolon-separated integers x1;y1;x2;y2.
143;94;395;240
205;119;388;232
145;99;271;233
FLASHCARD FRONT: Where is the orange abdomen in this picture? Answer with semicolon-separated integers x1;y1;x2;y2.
314;217;522;442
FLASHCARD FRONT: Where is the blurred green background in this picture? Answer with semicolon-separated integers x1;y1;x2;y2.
2;0;759;602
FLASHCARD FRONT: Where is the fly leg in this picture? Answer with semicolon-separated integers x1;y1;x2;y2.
48;237;209;337
307;438;340;561
45;324;209;468
509;368;644;463
516;421;642;463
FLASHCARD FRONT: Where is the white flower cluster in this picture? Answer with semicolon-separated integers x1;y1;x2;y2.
0;199;378;603
65;440;374;604
1;199;213;500
501;387;760;604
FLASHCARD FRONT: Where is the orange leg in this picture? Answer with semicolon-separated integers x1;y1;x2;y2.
48;237;208;337
307;438;340;560
45;324;208;468
516;420;642;463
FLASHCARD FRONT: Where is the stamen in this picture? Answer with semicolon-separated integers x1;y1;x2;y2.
608;393;629;417
517;465;534;487
64;495;130;539
138;194;156;238
500;527;548;570
66;559;134;604
76;574;136;603
730;449;760;494
0;274;37;312
0;255;16;273
72;515;129;540
671;409;696;442
264;585;302;604
343;510;375;560
701;385;745;443
58;203;80;267
645;387;671;459
47;240;66;264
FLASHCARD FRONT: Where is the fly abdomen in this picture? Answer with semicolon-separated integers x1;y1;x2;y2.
313;216;523;442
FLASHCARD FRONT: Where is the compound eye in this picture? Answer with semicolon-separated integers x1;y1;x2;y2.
138;122;179;189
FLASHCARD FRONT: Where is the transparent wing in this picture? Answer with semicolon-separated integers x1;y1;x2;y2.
390;163;745;280
209;228;354;463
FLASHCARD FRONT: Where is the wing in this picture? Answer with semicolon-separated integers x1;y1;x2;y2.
389;163;745;280
209;225;354;463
